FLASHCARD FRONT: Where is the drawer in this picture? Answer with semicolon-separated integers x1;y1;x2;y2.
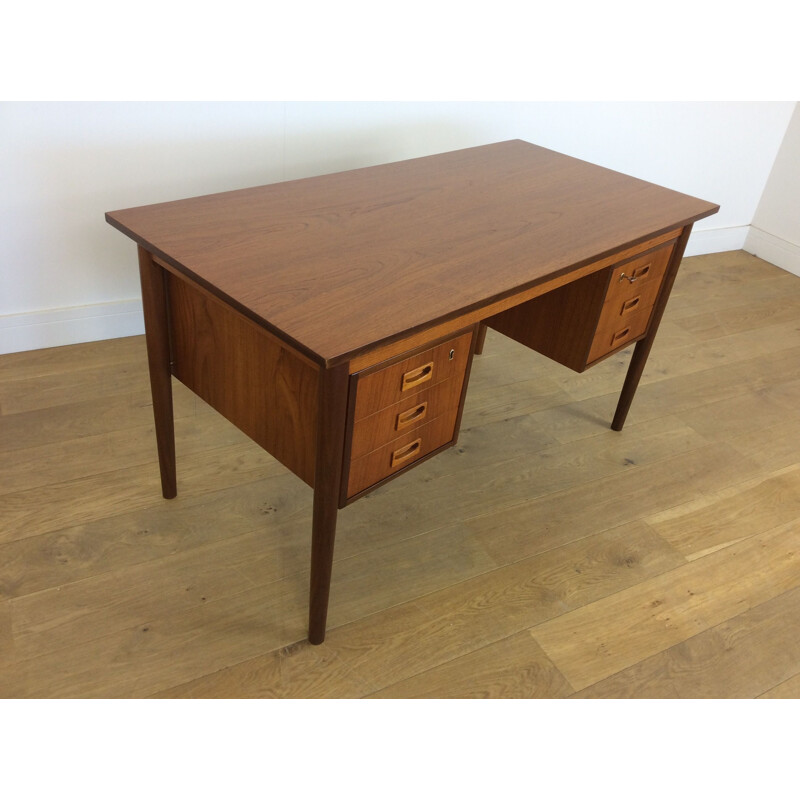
347;410;458;498
353;331;472;420
604;243;672;308
587;305;652;364
350;376;464;460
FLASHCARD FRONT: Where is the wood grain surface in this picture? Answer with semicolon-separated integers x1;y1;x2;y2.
106;140;717;365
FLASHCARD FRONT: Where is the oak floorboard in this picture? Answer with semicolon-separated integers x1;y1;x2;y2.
677;388;795;443
0;601;12;667
644;465;800;561
530;520;800;691
0;335;146;383
0;440;284;544
10;539;265;661
2;516;499;695
461;374;573;429
534;313;800;406
139;519;679;700
635;318;800;386
675;250;791;286
150;641;370;699
402;413;714;522
572;585;800;698
9;520;498;663
0;359;150;416
0;381;206;454
641;344;800;407
758;673;800;699
312;412;712;569
0;412;251;496
466;443;760;568
0;471;311;601
366;630;573;699
325;521;685;694
728;420;800;474
760;374;800;412
668;253;800;318
673;293;800;342
0;582;310;698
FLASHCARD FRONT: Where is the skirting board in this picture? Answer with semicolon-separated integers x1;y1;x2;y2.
743;226;800;278
0;299;144;356
0;225;788;356
684;225;749;257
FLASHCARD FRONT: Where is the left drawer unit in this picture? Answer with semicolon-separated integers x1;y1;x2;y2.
341;328;475;502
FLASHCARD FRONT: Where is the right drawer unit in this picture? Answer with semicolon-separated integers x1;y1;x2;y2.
485;236;677;373
586;242;673;364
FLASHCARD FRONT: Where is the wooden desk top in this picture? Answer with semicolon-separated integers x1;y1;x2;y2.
107;140;718;367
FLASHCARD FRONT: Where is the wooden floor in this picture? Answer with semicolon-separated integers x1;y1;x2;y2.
1;250;800;698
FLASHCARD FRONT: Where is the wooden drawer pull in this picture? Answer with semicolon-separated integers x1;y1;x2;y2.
611;327;631;344
390;438;422;467
396;401;428;430
401;362;434;391
621;296;640;314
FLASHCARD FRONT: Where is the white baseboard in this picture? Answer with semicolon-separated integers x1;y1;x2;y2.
0;299;144;355
684;225;749;257
743;226;800;277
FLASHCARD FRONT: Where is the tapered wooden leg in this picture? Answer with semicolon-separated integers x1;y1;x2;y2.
138;246;177;499
474;322;488;355
308;362;350;645
611;224;693;431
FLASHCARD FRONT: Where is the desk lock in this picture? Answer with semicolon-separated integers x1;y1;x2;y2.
619;263;652;284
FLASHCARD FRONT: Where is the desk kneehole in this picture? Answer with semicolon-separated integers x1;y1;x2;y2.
343;329;474;500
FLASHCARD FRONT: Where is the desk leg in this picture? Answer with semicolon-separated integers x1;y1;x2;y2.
138;246;177;499
612;224;693;431
308;362;350;645
474;322;488;355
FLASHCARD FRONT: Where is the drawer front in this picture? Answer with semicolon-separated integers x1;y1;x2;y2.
604;243;672;309
347;410;458;497
587;305;652;364
353;331;472;421
350;376;464;460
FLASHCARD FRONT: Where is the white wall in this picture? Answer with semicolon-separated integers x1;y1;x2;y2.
1;101;795;354
744;103;800;276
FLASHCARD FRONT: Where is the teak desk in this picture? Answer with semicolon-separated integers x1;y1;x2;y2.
106;140;718;644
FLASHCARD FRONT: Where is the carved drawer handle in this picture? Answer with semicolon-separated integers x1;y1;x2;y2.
396;402;428;430
401;362;433;391
391;438;422;468
621;296;640;314
611;327;631;344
